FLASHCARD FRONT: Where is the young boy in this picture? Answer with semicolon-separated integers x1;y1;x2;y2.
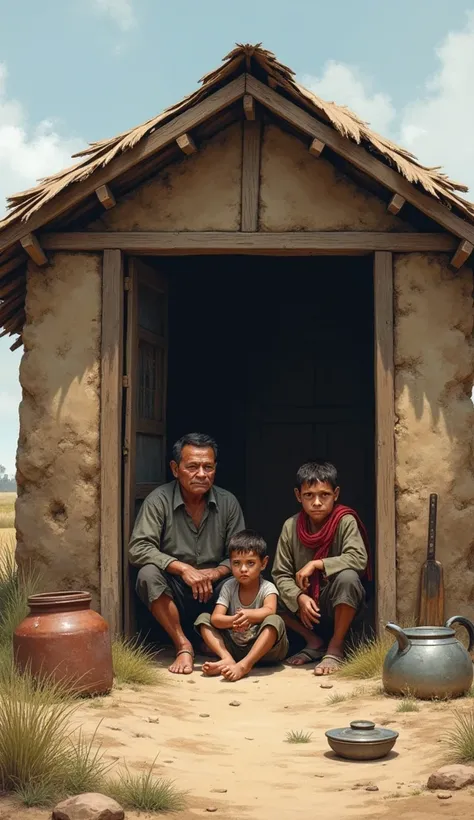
272;461;370;676
194;530;289;681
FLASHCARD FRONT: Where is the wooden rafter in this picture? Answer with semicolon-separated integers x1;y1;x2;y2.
240;122;262;231
96;185;116;210
176;133;197;155
20;233;47;266
0;75;246;255
450;239;474;270
388;193;405;216
246;75;474;245
243;94;256;121
309;138;325;158
39;231;458;254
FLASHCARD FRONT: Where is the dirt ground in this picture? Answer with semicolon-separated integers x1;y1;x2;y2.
3;651;474;820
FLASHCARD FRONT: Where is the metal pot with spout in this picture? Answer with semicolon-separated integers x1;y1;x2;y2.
382;617;474;700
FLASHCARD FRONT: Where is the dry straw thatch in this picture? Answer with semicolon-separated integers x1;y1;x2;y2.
1;43;474;347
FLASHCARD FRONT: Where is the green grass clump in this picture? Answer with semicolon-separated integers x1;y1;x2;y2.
338;632;394;680
396;698;420;713
0;549;41;649
112;636;162;686
106;760;187;813
443;709;474;762
285;730;312;744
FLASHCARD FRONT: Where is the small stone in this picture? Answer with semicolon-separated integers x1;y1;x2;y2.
314;774;325;778
164;760;174;763
200;713;210;718
211;789;227;793
229;701;241;707
245;737;254;741
320;682;333;689
187;680;196;684
206;808;218;813
366;785;379;792
147;717;159;724
52;793;124;820
437;791;452;800
428;764;474;791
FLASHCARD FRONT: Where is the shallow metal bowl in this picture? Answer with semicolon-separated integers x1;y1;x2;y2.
325;720;398;761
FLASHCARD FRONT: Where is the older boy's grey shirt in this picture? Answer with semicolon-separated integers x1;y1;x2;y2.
217;577;278;645
128;480;245;571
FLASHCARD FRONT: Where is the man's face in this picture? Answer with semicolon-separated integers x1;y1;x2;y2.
171;445;216;497
294;480;339;524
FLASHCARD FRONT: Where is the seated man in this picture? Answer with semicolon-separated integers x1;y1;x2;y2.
272;461;370;676
195;530;288;681
129;432;245;675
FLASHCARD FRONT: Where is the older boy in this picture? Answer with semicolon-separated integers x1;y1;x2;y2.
272;461;369;676
195;530;289;681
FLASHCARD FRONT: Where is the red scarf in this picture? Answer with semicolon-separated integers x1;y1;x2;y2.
296;504;372;602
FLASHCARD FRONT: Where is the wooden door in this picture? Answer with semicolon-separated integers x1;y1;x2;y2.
123;258;168;634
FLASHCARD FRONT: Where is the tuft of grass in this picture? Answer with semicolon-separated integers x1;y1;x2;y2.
285;730;312;744
326;685;367;705
106;759;187;813
338;631;393;680
0;549;41;648
62;725;113;796
112;636;162;686
396;698;420;713
443;709;474;762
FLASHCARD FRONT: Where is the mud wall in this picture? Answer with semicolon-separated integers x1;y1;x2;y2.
92;122;242;231
16;253;102;608
394;253;474;621
259;125;410;231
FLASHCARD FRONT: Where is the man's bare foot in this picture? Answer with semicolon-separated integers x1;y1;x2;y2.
202;659;232;677
220;661;251;682
314;653;343;676
169;647;194;674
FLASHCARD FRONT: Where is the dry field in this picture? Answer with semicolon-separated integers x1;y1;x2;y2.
0;492;15;558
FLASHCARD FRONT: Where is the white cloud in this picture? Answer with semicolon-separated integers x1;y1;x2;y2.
0;63;83;219
301;11;474;199
92;0;137;31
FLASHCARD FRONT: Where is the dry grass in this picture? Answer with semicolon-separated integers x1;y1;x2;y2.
112;636;163;687
396;698;420;713
326;685;369;705
443;709;474;762
0;548;40;651
0;494;15;530
105;759;187;813
338;630;395;680
285;730;312;744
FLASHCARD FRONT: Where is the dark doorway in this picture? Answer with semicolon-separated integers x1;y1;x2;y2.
164;255;375;601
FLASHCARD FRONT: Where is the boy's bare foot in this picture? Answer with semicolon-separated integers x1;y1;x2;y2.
169;646;194;675
220;661;251;682
202;659;231;677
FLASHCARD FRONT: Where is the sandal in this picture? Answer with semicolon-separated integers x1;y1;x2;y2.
286;647;325;666
314;653;344;675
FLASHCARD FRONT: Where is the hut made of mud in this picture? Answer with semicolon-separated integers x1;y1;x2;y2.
1;44;473;635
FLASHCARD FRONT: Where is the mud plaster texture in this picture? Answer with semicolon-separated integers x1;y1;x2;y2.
259;125;412;232
16;253;102;608
90;122;242;232
394;253;474;621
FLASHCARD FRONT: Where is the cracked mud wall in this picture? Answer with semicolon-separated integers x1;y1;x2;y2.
16;253;101;608
395;253;474;621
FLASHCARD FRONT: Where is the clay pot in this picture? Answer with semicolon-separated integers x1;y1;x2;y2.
13;591;113;695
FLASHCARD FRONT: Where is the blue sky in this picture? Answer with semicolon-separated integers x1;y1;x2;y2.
1;0;474;474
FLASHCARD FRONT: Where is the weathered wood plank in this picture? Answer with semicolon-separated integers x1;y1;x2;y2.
40;231;458;254
96;185;116;210
0;76;246;254
309;138;325;158
388;193;405;216
20;233;47;266
243;94;256;121
246;75;474;245
100;249;124;637
450;239;473;270
241;122;261;232
373;251;396;629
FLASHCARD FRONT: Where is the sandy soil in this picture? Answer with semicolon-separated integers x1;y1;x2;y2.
2;652;473;820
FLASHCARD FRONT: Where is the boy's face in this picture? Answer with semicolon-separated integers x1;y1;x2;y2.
294;480;340;524
230;550;268;587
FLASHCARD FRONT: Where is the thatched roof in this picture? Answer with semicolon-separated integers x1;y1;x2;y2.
1;43;474;349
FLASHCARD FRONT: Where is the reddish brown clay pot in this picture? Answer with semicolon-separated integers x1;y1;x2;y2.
13;591;113;695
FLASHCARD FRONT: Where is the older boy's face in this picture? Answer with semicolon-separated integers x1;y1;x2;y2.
295;480;340;523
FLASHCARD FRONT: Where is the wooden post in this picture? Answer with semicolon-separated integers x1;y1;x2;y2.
373;251;396;630
100;249;124;637
240;121;262;232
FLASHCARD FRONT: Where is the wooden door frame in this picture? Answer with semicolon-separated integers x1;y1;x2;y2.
99;245;397;636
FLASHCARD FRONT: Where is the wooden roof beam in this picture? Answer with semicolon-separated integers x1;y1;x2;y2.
388;194;405;216
176;133;197;155
243;95;256;121
95;184;116;210
246;74;474;246
309;138;325;158
20;233;47;266
450;239;474;270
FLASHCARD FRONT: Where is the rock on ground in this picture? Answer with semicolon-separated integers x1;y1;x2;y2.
52;793;124;820
427;764;474;791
